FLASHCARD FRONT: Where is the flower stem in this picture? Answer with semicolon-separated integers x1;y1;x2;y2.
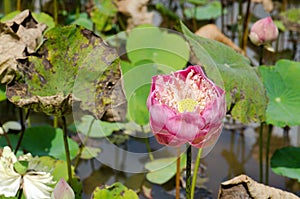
176;148;181;199
186;144;192;199
259;45;264;65
15;108;25;153
259;122;264;183
191;148;202;198
62;116;72;183
141;125;154;161
265;124;273;185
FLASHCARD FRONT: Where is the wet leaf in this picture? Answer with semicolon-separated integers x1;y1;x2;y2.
126;25;189;70
145;155;186;184
76;115;122;138
181;22;267;123
20;126;79;160
184;1;224;20
271;146;300;182
259;59;300;127
0;10;46;84
92;182;139;199
6;25;126;119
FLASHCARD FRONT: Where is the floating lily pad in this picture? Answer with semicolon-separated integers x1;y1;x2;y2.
271;146;300;182
145;155;186;184
259;59;300;127
75;115;122;138
80;146;101;159
6;25;126;119
184;1;224;20
126;25;189;71
20;126;79;160
92;182;139;199
181;22;267;123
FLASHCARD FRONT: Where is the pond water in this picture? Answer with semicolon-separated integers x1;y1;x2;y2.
75;122;300;198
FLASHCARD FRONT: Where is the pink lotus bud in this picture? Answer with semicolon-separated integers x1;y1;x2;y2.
249;17;278;46
51;178;75;199
147;66;226;148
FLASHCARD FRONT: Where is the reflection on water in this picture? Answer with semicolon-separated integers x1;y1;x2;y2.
77;123;300;199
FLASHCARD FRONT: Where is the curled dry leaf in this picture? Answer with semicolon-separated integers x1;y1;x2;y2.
252;0;274;13
115;0;154;30
218;174;299;199
195;24;245;55
0;10;46;84
6;25;127;120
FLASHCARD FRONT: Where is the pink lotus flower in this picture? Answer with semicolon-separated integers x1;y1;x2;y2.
249;17;278;46
147;66;226;148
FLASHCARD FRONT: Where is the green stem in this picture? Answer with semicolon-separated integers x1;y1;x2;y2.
4;0;11;14
259;122;264;183
175;148;181;199
17;189;23;199
186;144;192;199
265;124;273;185
17;0;21;11
15;108;25;153
241;0;251;53
53;116;58;128
141;125;154;161
74;118;95;170
191;148;202;198
53;0;58;24
62;116;72;183
259;45;264;65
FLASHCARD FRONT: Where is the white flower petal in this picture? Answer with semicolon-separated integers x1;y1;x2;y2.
0;146;21;197
23;171;55;199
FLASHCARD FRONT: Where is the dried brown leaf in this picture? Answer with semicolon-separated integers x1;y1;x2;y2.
0;10;46;84
218;174;299;199
115;0;153;30
195;24;245;55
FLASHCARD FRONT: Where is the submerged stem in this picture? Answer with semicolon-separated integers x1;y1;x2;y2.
186;144;192;199
62;116;72;183
265;124;273;185
176;148;181;199
191;148;202;198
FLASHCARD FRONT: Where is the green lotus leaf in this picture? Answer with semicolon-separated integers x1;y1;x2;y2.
145;155;186;184
20;126;79;160
6;25;126;119
92;182;139;199
126;25;190;71
271;146;300;182
181;22;267;123
184;1;224;20
259;59;300;127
